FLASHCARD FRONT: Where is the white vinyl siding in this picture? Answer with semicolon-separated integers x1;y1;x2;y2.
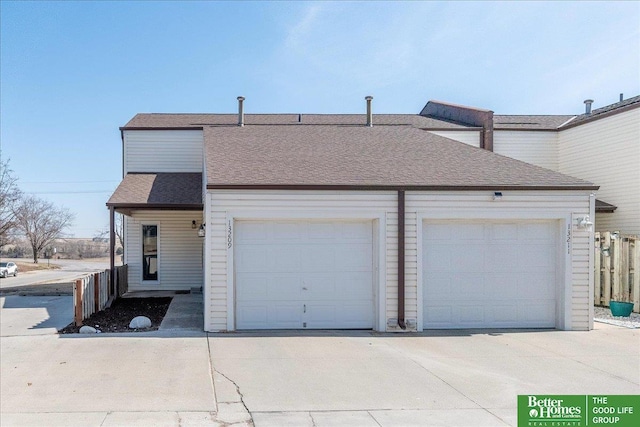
493;131;559;171
123;130;203;173
204;190;592;332
407;191;593;331
558;108;640;235
205;191;399;332
125;210;204;291
428;130;481;147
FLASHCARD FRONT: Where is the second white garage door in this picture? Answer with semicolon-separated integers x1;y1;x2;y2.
422;221;558;329
235;220;374;329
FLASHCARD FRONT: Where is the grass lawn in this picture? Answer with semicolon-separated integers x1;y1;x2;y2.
15;261;61;272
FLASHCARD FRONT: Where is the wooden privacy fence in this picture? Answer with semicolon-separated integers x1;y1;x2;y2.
73;265;128;326
594;232;639;313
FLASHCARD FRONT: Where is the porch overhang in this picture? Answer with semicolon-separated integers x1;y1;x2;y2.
107;172;203;215
595;199;617;213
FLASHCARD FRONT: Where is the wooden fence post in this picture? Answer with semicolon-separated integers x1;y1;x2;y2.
633;239;640;312
603;232;611;305
594;232;601;306
74;279;83;327
94;272;100;313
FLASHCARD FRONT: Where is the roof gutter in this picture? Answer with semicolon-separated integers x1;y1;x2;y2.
397;190;406;330
206;184;599;191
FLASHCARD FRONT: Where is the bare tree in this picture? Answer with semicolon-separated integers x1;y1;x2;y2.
115;213;124;251
0;158;21;247
96;214;124;249
14;195;74;263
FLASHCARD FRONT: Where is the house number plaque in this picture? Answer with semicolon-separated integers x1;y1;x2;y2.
227;221;232;249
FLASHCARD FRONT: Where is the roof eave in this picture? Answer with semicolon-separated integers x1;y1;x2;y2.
559;102;640;130
206;184;599;191
105;203;203;210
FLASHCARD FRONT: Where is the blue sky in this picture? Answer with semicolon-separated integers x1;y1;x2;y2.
1;1;638;237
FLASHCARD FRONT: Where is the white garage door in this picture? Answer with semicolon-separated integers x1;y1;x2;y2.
423;221;557;329
235;220;374;329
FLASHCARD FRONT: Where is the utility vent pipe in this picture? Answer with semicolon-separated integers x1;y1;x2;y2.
584;99;594;115
237;96;245;127
620;93;624;102
365;96;373;127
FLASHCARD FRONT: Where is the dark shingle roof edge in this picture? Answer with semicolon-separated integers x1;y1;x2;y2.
559;95;640;129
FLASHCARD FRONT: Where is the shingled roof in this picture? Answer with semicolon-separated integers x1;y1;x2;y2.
107;173;203;209
204;125;596;190
493;115;575;130
122;113;468;130
559;95;640;129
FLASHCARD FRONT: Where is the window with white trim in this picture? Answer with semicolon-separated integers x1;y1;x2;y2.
142;224;158;281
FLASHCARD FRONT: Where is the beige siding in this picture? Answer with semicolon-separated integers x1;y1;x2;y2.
558;109;640;235
125;210;204;291
428;130;481;147
406;191;593;331
205;191;399;332
205;190;592;332
493;131;559;171
123;130;203;173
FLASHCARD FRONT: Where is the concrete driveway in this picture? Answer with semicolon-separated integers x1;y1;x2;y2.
1;300;638;427
209;327;640;426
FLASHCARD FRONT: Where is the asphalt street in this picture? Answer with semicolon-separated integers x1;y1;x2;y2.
0;258;111;289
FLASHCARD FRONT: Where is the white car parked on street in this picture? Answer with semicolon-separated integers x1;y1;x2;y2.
0;262;18;278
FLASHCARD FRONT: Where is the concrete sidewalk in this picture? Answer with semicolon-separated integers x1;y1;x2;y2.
0;296;72;337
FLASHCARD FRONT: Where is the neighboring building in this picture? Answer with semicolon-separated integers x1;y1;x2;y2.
421;95;640;235
108;97;598;332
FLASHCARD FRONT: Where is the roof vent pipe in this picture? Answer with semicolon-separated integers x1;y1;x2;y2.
365;96;373;127
584;99;594;115
237;96;245;127
620;93;624;102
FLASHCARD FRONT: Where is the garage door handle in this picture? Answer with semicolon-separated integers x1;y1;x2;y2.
302;287;308;290
304;304;306;313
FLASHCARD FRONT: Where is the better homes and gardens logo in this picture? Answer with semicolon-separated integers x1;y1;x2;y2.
518;395;639;427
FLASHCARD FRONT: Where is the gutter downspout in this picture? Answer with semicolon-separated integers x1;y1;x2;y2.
398;190;406;329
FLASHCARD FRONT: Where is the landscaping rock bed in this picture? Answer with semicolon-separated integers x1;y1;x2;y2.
59;297;172;334
594;306;640;329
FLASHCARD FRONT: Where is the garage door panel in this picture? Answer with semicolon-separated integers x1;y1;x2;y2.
492;224;519;240
450;245;485;272
236;222;267;242
423;221;557;329
300;246;334;271
235;274;269;300
341;222;373;241
335;244;372;270
236;220;374;330
336;272;373;300
273;222;303;240
237;247;268;272
303;275;335;300
307;222;336;239
520;245;555;269
271;246;302;270
520;223;555;240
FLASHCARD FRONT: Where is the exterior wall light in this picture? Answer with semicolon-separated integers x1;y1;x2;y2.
198;223;206;238
576;216;593;230
493;191;503;201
